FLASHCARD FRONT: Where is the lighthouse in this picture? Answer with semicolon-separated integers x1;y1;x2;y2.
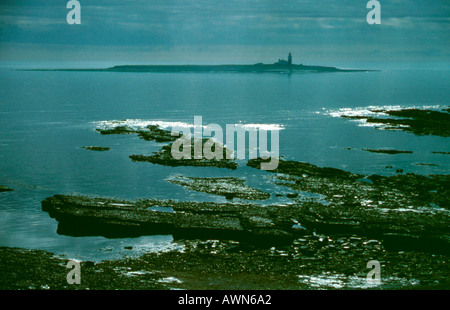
288;52;292;65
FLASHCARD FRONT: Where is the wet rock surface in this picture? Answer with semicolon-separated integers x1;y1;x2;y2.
1;236;448;290
247;159;449;254
41;194;304;242
41;157;450;255
362;149;413;154
248;158;449;210
0;247;165;290
5;153;449;290
167;175;271;200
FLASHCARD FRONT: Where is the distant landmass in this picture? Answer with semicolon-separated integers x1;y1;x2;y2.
24;53;374;73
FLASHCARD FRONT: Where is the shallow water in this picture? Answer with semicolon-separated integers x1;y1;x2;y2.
0;67;449;261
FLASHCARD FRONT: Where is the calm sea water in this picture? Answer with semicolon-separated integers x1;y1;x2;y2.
0;68;448;261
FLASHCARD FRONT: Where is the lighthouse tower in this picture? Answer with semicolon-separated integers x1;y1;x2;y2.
288;52;292;65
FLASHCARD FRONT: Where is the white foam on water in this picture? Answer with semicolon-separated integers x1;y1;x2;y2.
94;119;285;132
94;119;195;131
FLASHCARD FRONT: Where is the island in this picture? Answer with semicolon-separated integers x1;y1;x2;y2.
24;53;373;73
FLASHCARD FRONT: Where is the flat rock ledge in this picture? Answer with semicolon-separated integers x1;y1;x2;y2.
42;194;449;254
42;195;303;242
167;175;271;200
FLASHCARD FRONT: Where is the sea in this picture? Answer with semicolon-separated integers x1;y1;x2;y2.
0;66;449;262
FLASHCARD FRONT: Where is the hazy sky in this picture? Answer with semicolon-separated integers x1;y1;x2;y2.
0;0;448;67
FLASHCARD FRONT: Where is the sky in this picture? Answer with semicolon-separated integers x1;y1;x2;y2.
0;0;449;68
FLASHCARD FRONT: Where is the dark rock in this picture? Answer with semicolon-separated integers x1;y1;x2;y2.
96;126;135;135
136;125;179;143
0;247;164;290
129;139;238;170
2;238;448;290
286;193;299;198
247;158;361;180
362;149;413;155
82;146;110;151
246;158;450;254
84;261;95;268
97;124;178;143
96;123;238;169
225;193;235;200
341;108;450;137
0;185;13;192
41;186;449;255
41;194;305;242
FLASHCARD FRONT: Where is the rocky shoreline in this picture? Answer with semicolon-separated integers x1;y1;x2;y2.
32;155;449;289
2;113;449;290
1;234;448;290
40;157;450;254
